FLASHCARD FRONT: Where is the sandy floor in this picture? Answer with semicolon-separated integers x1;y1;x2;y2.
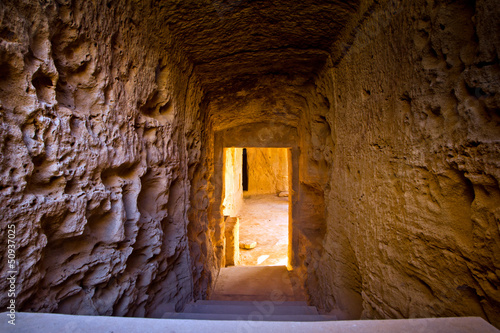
238;194;289;266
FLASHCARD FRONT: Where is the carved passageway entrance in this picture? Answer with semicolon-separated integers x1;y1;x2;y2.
223;147;290;266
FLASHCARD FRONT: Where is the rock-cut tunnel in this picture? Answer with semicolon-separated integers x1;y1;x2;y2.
0;0;499;329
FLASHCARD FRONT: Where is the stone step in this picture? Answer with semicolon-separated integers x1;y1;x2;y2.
183;303;318;315
195;300;309;307
162;312;337;321
3;312;498;333
211;266;298;302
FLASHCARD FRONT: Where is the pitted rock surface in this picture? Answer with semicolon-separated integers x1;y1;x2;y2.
0;0;499;329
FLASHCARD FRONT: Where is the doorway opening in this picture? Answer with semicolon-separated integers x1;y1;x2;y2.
242;148;248;191
223;147;290;267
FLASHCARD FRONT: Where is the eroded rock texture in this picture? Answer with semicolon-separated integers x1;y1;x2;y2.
1;0;499;328
0;0;208;316
309;0;500;326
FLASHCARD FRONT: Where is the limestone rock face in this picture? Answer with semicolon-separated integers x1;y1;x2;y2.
202;0;500;328
247;148;288;196
222;148;243;217
224;217;239;266
307;0;500;326
0;0;209;317
1;0;499;329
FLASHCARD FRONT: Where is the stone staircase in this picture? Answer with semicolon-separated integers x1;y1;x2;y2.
162;300;337;321
161;265;337;322
5;264;496;332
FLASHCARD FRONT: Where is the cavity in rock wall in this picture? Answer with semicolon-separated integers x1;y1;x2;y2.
311;0;500;326
0;0;207;316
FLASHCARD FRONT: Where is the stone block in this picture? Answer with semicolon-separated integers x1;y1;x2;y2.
225;217;239;266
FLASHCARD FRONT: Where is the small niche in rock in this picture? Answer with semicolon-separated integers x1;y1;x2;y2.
430;106;441;116
64;177;80;195
0;62;12;91
0;27;15;41
139;91;174;123
159;100;172;115
32;69;54;104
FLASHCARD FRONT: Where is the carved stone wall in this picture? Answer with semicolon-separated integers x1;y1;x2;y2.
1;0;499;328
309;0;500;325
0;0;207;316
222;147;243;217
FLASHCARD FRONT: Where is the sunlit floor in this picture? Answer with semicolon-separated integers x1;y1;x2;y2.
211;265;303;301
238;194;288;266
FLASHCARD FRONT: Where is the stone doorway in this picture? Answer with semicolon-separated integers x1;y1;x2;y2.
223;148;290;266
214;123;300;271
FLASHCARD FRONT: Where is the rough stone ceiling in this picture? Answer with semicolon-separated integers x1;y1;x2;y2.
159;0;361;94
